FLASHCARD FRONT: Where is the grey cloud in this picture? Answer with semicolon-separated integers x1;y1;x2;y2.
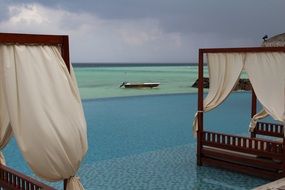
1;0;284;62
0;0;11;21
4;0;285;38
16;0;285;38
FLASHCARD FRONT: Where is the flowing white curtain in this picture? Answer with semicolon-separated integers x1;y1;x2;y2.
0;45;88;189
0;75;13;165
193;51;285;135
193;53;244;133
245;52;285;128
249;109;268;132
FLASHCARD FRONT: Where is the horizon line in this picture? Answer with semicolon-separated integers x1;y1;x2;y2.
72;62;197;64
72;62;198;67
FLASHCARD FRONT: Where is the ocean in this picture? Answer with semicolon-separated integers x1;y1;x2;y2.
73;64;201;99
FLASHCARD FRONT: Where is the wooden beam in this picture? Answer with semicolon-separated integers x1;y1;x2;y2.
202;148;282;170
0;33;67;45
202;157;282;180
61;35;70;72
197;49;204;166
0;33;70;73
200;47;285;53
251;89;257;138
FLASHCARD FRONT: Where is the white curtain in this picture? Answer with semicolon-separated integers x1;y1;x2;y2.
0;45;88;189
245;52;285;129
248;109;268;132
193;53;244;133
0;75;13;165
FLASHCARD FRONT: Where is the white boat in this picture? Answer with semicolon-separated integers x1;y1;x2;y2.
120;82;160;88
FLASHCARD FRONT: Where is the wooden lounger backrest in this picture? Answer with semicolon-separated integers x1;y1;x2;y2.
254;122;284;138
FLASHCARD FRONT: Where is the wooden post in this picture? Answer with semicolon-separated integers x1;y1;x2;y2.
283;136;285;177
250;89;257;138
61;36;70;73
64;179;68;190
197;49;204;166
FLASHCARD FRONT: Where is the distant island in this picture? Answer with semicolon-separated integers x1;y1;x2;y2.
192;77;252;91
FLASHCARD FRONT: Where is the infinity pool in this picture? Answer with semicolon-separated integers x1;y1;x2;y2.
4;93;269;189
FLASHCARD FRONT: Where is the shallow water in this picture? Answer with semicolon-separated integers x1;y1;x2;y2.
74;66;200;99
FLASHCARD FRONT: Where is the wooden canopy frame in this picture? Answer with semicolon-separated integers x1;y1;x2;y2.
0;33;70;71
197;47;285;179
0;32;72;190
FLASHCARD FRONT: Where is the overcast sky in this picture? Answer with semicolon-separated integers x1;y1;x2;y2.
0;0;284;63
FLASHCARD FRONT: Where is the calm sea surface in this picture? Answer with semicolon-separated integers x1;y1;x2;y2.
74;65;201;99
3;65;268;189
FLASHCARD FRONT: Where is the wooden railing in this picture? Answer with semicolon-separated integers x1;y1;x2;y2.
203;131;283;159
0;164;55;190
254;122;284;138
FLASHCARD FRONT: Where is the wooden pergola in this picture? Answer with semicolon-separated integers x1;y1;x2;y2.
197;47;285;179
0;33;71;190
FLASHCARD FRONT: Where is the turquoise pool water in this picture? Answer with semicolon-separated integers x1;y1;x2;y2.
4;92;269;189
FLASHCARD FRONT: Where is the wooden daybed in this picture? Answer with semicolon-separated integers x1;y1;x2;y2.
196;47;285;180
